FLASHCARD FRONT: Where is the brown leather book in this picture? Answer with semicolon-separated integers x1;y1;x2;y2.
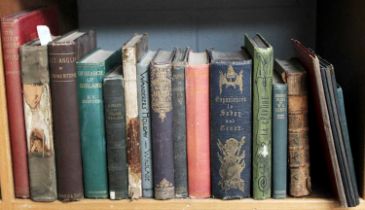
122;33;148;199
291;39;346;206
275;59;311;197
49;30;96;201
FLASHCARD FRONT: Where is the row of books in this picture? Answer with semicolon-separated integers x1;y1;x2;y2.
0;7;359;207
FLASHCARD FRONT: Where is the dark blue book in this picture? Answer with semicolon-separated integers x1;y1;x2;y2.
272;72;288;199
150;50;175;199
209;50;252;199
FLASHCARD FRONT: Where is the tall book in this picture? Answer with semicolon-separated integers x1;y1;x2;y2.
20;39;57;201
49;30;96;201
150;49;175;200
209;50;252;199
186;51;211;198
136;50;155;198
0;7;59;198
272;71;288;199
291;39;347;206
245;34;274;199
122;33;148;199
172;48;189;198
103;66;128;199
77;49;121;198
275;59;311;197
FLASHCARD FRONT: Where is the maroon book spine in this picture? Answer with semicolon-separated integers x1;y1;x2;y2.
0;7;58;198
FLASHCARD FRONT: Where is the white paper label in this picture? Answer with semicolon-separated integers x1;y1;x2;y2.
110;191;115;199
37;25;52;46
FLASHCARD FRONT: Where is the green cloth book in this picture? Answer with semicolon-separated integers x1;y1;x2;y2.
245;34;274;199
77;49;121;198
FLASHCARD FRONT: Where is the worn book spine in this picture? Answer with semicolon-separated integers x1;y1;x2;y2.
284;67;311;197
272;82;288;199
137;52;155;198
186;63;211;198
150;53;175;200
77;62;108;198
172;50;188;198
49;43;84;201
245;35;273;199
1;8;59;198
123;46;142;199
20;44;57;202
103;71;128;199
210;61;252;199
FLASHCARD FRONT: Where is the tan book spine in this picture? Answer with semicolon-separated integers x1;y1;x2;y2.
122;45;142;199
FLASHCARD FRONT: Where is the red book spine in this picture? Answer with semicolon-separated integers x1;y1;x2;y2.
185;63;211;198
1;19;29;198
0;8;59;198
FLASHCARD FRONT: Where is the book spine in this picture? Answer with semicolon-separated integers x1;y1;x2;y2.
20;45;57;201
1;19;29;198
186;64;211;198
150;63;175;200
210;62;252;199
122;47;142;199
336;86;359;206
272;83;288;199
246;41;273;199
137;62;153;198
287;74;311;197
103;77;128;199
49;43;84;201
77;63;108;198
172;65;188;198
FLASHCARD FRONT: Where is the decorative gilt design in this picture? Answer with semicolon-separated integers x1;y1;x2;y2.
156;178;173;189
151;67;172;122
219;65;244;95
217;136;246;192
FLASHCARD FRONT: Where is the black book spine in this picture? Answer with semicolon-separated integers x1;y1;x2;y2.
150;60;175;200
172;64;188;198
103;75;128;199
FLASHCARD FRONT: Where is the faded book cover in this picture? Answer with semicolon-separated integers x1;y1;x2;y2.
122;33;148;199
20;39;57;202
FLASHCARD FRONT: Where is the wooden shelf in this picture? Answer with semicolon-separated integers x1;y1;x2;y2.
8;198;365;210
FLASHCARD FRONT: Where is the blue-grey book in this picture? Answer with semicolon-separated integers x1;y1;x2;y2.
137;50;156;198
272;72;288;199
209;50;252;199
